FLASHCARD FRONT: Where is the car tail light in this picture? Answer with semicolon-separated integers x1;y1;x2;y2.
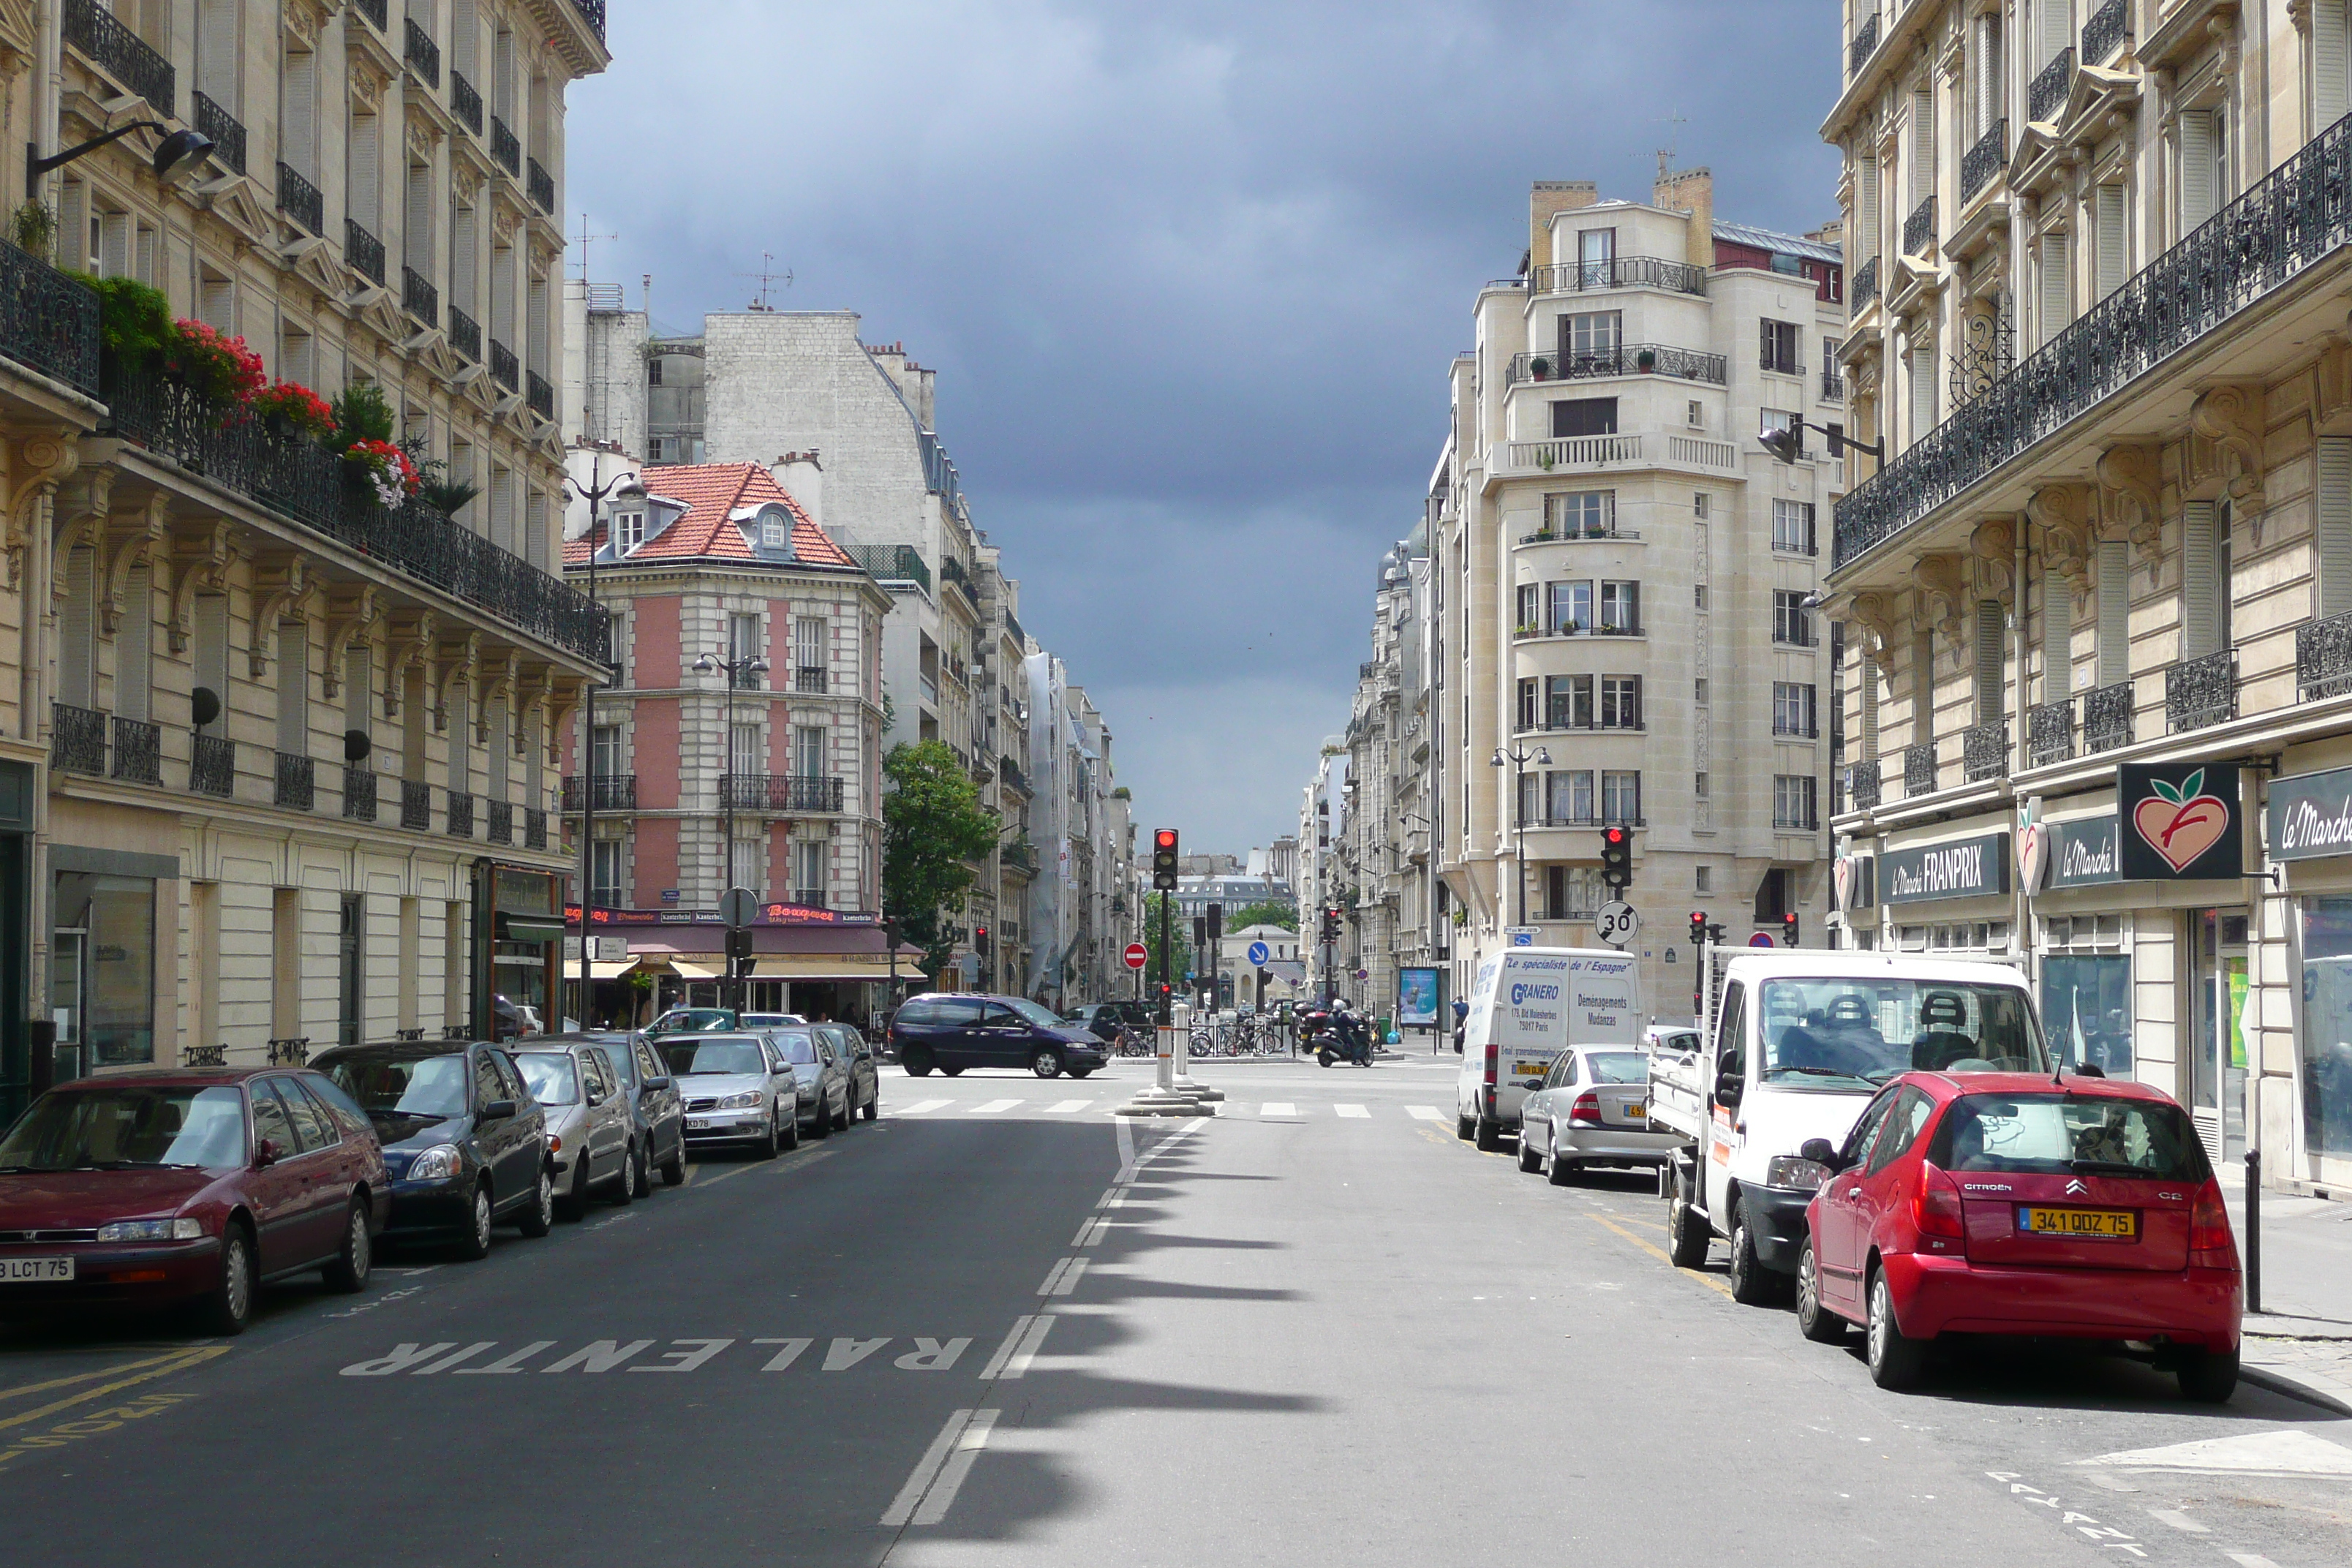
1912;1161;1964;1240
1569;1091;1603;1128
1482;1043;1498;1088
547;1135;562;1154
2190;1181;2237;1268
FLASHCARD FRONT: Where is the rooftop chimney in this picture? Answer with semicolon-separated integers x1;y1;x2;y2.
1529;181;1599;273
772;450;823;529
1653;167;1715;269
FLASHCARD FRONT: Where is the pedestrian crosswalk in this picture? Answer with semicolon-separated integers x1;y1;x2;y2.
884;1097;1455;1122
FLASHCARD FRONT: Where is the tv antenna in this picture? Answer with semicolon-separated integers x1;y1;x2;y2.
1654;113;1689;179
738;252;794;310
570;215;618;279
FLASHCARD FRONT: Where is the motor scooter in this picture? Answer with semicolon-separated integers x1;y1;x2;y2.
1315;1009;1373;1068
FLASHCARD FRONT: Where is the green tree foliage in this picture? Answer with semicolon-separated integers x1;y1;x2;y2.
882;740;1000;978
1219;898;1298;933
1142;891;1192;984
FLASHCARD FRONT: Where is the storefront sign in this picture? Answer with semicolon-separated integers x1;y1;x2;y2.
562;902;875;927
2117;764;2242;881
2269;764;2352;863
1882;832;2009;904
2043;815;2123;889
1832;853;1875;911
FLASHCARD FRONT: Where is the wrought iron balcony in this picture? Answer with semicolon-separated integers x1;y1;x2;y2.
845;542;931;592
276;752;314;812
2166;649;2237;733
2029;47;2073;124
1837;111;2352;570
560;774;636;812
1847;11;1880;78
789;887;826;910
794;666;829;693
527;370;554;420
110;716;160;784
267;1038;310;1066
1961;118;2007;203
451;70;484;135
447;790;474;838
1519;524;1641;545
1527;256;1708;297
190;733;234;797
1851;255;1880;315
1506;344;1727;387
525;807;547;850
276;162;323;234
402;266;438;327
448;306;481;362
342;764;377;821
352;0;388;29
345;219;386;287
1902;742;1939;799
404;18;440;86
2083;680;2135;752
721;774;847;813
2300;609;2352;701
487;799;513;844
2082;0;2130;66
2028;699;2074;766
1820;370;1846;402
402;778;430;830
1847;758;1882;811
572;0;608;41
489;339;519;390
527;159;556;214
490;116;522;175
1902;195;1937;257
1520;811;1647;829
192;91;246;175
50;703;105;774
0;240;102;396
61;0;174;113
1962;720;2008;783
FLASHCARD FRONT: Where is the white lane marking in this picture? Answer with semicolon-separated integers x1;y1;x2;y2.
1047;1257;1089;1297
992;1315;1054;1380
1114;1115;1136;1178
1043;1098;1091;1114
970;1098;1022;1115
1036;1258;1077;1296
409;1341;497;1376
2145;1509;2207;1534
1071;1215;1111;1248
752;1337;813;1372
2077;1474;2139;1493
1093;1186;1126;1209
823;1336;892;1371
1335;1104;1370;1118
454;1340;554;1376
893;1099;953;1116
881;1409;977;1527
976;1318;1034;1381
2228;1556;2285;1568
912;1408;1000;1526
1405;1105;1447;1121
1259;1102;1297;1117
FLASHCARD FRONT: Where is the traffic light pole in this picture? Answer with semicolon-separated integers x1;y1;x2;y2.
1157;892;1172;1027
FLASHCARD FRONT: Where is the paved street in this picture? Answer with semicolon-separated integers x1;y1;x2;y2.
4;1055;2348;1568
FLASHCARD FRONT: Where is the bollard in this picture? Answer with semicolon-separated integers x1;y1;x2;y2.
2245;1146;2262;1317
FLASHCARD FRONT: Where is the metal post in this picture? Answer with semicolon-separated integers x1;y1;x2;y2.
2245;1146;2262;1317
1513;750;1526;927
1156;891;1171;1027
566;448;626;1033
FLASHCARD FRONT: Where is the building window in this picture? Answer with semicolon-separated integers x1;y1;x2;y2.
1774;774;1819;829
1547;675;1592;731
728;837;762;896
796;840;827;905
1550;397;1618;438
1773;682;1818;737
728;722;761;777
1599;676;1641;729
1558;310;1621;362
1774;590;1815;647
1771;500;1817;555
1694;585;1708;611
2179;108;2225;235
2038;229;2071;345
1760;318;1802;374
1687;401;1704;429
1695;864;1713;894
51;872;156;1069
1515;583;1539;631
613;510;644;555
1601;771;1641;823
1545;491;1612;538
1693;492;1709;518
589;839;622;908
728;612;763;685
1546;769;1594;824
1516;678;1537;731
1549;579;1592;633
1598;580;1640;634
2181;501;2231;660
591;723;622;778
795;725;826;779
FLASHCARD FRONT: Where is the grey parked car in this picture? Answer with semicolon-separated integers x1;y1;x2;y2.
1516;1044;1678;1186
763;1028;851;1137
542;1030;686;1188
510;1042;638;1217
814;1023;880;1122
656;1033;799;1158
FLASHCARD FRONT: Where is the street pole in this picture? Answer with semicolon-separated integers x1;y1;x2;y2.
1156;891;1172;1026
565;445;629;1032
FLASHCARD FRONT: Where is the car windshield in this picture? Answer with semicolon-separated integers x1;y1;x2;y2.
0;1085;247;1172
1929;1093;2210;1180
742;1014;803;1028
770;1032;818;1066
1586;1052;1649;1085
1757;978;2046;1088
654;1009;734;1034
512;1054;579;1104
658;1038;769;1076
321;1053;470;1120
1006;998;1066;1029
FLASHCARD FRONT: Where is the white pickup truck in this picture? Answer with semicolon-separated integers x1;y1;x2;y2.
1649;948;2049;1305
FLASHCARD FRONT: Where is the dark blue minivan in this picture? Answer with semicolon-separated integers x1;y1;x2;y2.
887;994;1109;1079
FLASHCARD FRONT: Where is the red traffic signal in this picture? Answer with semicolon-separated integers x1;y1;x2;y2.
1689;911;1707;946
1599;826;1632;892
1155;829;1177;851
1152;827;1180;890
1782;911;1800;947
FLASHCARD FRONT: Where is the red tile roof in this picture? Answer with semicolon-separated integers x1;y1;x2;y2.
562;462;855;570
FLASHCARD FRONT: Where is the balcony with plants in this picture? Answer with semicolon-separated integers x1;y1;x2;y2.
1504;344;1725;388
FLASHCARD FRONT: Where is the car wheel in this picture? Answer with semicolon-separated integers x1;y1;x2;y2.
322;1198;373;1293
807;1098;832;1139
780;1101;800;1151
1517;1126;1543;1173
1474;1115;1501;1153
1030;1048;1063;1079
556;1155;591;1221
2176;1346;2239;1403
516;1166;555;1237
1455;1111;1474;1142
1795;1237;1847;1343
832;1094;852;1132
1866;1267;1928;1391
755;1110;781;1160
456;1182;497;1259
1665;1166;1711;1269
902;1046;935;1077
1547;1139;1580;1188
633;1140;653;1194
661;1140;688;1186
1727;1200;1784;1305
861;1091;879;1119
611;1143;638;1205
198;1222;257;1336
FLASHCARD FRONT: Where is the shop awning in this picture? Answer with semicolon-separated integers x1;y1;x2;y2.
585;960;638;980
748;955;909;983
666;960;720;980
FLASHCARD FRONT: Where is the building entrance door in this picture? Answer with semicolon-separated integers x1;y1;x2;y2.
2189;908;2250;1164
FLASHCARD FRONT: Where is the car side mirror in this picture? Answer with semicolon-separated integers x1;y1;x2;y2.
1714;1074;1743;1109
252;1137;283;1169
1800;1137;1839;1169
645;1075;673;1090
586;1090;604;1108
482;1098;518;1121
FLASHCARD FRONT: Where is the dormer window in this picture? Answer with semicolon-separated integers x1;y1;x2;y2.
750;505;795;560
614;510;645;555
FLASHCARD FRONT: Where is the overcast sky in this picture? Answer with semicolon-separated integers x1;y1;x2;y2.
569;1;1842;853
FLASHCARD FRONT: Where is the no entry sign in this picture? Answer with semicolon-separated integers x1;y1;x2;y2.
1123;942;1148;970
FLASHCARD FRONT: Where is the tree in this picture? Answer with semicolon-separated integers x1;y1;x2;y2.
882;740;1000;979
1221;898;1298;933
1142;891;1192;990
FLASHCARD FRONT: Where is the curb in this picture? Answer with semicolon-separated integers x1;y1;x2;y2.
2239;1361;2352;1416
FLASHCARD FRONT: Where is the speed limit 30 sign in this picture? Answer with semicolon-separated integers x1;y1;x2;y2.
1595;901;1640;947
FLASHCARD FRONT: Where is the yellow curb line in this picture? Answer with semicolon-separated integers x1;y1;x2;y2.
0;1348;221;1406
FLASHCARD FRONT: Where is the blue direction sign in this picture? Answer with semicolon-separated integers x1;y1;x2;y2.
1247;941;1270;967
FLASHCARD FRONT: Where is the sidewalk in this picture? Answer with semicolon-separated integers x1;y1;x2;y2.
2226;1188;2352;1413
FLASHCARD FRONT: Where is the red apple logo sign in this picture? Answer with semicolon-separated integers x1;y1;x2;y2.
2129;768;2231;873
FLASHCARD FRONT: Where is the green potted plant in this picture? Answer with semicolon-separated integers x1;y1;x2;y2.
75;274;173;378
1529;355;1551;380
1635;347;1657;372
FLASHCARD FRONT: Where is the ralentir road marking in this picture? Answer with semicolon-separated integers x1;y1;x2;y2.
0;1391;193;1471
1984;1470;2149;1558
0;1346;227;1468
337;1337;973;1376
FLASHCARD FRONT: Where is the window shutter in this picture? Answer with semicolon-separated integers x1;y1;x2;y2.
451;204;476;312
350;113;380;229
194;593;228;732
1861;658;1880;757
2179;111;2216;230
283;52;314;176
120;565;151;724
1910;344;1936;443
452;0;478;78
1858;156;1880;261
488;699;510;799
2319;437;2352;619
445;684;469;794
1977;15;2003;133
2095;540;2130;688
99;212;128;279
2318;1;2351;127
1975;599;2005;723
2039;230;2070;343
2040;0;2070;63
199;0;237;105
59;546;94;709
1912;89;1936;207
2182;500;2220;659
59;181;87;273
277;622;308;755
2095;184;2126;298
406;163;433;277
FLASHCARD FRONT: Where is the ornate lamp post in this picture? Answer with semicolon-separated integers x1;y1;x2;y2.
693;644;769;1010
1490;743;1552;927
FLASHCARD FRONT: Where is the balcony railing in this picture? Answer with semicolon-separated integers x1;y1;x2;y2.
845;542;932;592
1517;619;1645;640
1902;195;1937;257
1903;742;1939;798
2028;699;2074;766
1962;720;2007;783
1848;10;1880;78
560;774;636;812
1527;256;1708;297
404;18;440;86
110;716;160;784
50;703;105;774
1516;717;1648;736
1506;344;1727;387
0;240;102;396
192;91;246;176
490;116;522;174
451;70;485;134
2082;0;2130;67
402;778;430;830
190;733;234;797
1820;370;1846;402
999;756;1030;796
489;339;519;390
276;162;323;234
2029;47;2073;124
1961;118;2007;203
1518;525;1640;545
527;159;556;214
342;764;377;821
1499;432;1735;475
62;0;174;113
572;0;607;42
2299;610;2352;701
525;807;546;849
100;361;608;665
527;370;554;420
447;791;474;838
448;306;481;362
1847;758;1882;811
1852;255;1880;314
402;266;438;327
1520;811;1646;829
1003;608;1025;648
1837;110;2352;570
486;799;513;844
352;0;388;29
720;774;846;813
276;752;314;812
2166;648;2237;733
795;666;829;693
345;219;386;287
2083;680;2134;752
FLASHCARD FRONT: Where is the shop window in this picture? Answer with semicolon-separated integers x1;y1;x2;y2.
2042;917;2133;1074
2298;897;2352;1157
52;872;155;1070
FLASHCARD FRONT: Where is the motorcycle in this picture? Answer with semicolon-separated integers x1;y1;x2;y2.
1314;1009;1373;1068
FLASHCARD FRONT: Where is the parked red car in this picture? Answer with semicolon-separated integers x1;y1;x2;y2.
1792;1069;2240;1401
0;1068;389;1335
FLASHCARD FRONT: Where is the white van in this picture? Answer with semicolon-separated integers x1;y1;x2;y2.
1455;947;1641;1150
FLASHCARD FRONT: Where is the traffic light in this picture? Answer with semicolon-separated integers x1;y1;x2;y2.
1689;911;1708;948
1207;902;1222;946
1152;828;1180;890
1193;915;1207;949
974;924;990;956
1599;825;1632;892
1321;907;1343;943
1783;911;1800;948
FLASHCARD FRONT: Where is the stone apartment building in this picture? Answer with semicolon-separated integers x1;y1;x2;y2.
0;0;611;1112
1823;0;2352;1193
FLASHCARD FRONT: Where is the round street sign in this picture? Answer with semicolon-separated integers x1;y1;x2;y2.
720;886;759;928
1595;901;1640;946
1247;941;1270;967
1749;932;1776;948
1123;941;1148;970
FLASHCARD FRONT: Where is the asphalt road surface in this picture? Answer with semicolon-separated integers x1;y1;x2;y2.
4;1053;2348;1567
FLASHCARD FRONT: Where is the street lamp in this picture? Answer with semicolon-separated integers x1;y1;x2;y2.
28;121;214;193
1491;743;1552;927
693;644;769;1010
564;445;636;1027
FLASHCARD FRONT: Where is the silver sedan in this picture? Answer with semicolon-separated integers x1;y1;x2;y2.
1517;1045;1678;1186
511;1043;638;1216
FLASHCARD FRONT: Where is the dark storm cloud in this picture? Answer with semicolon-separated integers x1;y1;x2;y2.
568;0;1842;845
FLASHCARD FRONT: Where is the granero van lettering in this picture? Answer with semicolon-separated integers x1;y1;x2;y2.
1509;982;1561;1006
